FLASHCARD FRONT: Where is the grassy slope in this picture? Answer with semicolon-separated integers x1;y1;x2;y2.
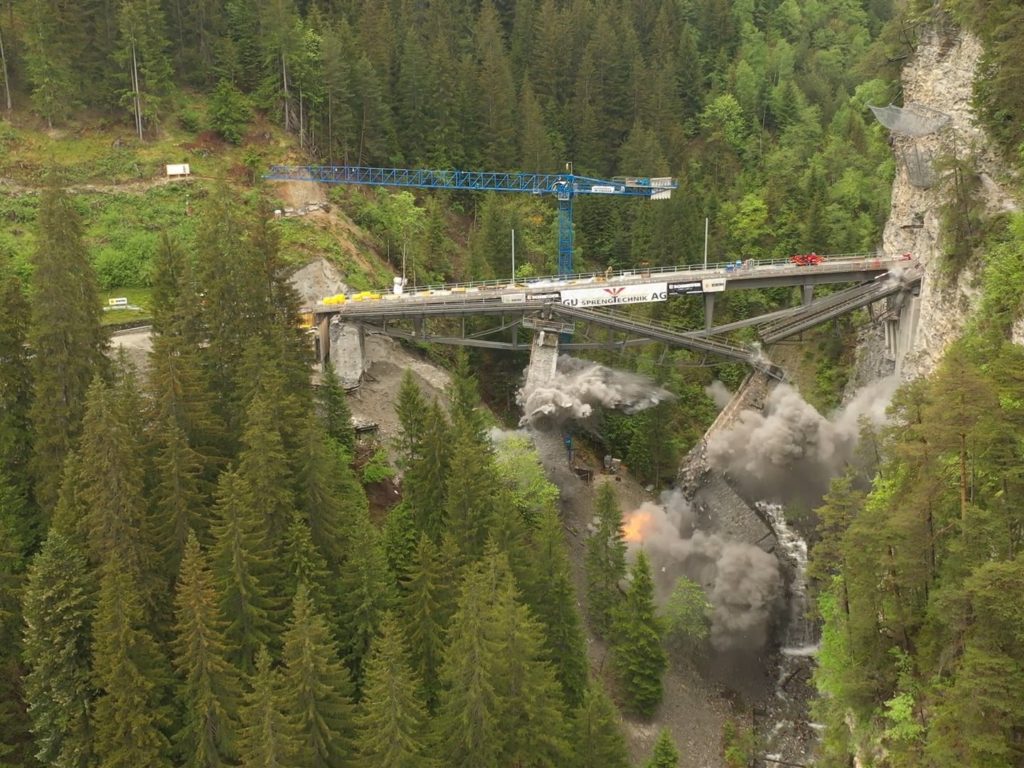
0;99;394;318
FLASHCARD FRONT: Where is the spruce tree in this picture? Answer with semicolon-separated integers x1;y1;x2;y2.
92;565;173;768
336;511;396;684
405;401;451;542
210;469;280;673
645;729;679;768
237;646;298;768
611;550;667;718
569;681;631;768
0;259;32;511
148;235;225;471
152;416;208;573
0;493;31;765
27;180;106;514
49;449;88;541
447;349;487;444
356;612;435;768
383;502;420;579
400;534;451;709
434;559;502;768
22;0;78;124
78;371;161;606
444;426;498;564
172;531;240;768
585;482;627;636
395;370;428;467
22;532;97;768
318;364;356;453
150;233;203;344
281;584;357;768
489;568;569;767
115;0;174;138
234;336;309;466
284;513;332;613
236;393;296;549
523;506;588;707
296;417;360;566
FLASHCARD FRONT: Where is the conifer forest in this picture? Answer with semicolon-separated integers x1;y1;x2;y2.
1;0;1024;766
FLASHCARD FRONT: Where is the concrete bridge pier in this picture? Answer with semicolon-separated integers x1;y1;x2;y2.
317;315;331;367
802;284;815;305
703;293;715;331
523;328;561;393
328;317;366;389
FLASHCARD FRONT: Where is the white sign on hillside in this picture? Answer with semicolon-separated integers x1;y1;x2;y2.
166;163;191;178
559;282;667;308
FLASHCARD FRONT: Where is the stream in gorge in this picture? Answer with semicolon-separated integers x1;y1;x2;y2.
758;502;820;766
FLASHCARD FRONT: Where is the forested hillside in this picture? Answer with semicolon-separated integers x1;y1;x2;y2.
0;0;899;275
808;2;1024;765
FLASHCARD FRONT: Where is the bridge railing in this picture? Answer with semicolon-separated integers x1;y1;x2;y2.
353;250;905;298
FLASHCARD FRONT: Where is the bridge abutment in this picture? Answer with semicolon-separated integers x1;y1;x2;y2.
328;318;366;389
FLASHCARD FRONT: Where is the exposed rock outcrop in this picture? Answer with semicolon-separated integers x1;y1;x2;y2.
859;27;1020;384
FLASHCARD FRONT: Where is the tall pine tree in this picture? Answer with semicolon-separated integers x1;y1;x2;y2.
356;612;435;768
280;583;357;768
22;532;97;768
611;550;666;718
172;531;240;768
585;482;627;637
210;469;281;673
91;565;173;768
237;646;298;767
569;680;631;768
0;258;32;516
27;180;106;515
400;534;451;710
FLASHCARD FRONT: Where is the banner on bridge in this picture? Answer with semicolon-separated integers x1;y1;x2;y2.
701;277;727;293
668;281;702;296
559;282;667;308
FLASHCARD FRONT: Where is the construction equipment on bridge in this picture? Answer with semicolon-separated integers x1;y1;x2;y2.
264;164;677;275
790;253;824;266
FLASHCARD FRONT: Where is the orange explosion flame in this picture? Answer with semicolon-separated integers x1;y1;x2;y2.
623;510;653;544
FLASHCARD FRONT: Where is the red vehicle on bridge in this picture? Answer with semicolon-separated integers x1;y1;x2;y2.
790;252;824;266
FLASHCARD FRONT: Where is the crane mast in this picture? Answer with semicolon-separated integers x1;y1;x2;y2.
265;164;676;275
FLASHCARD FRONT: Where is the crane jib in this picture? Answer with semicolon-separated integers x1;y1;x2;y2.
264;164;676;274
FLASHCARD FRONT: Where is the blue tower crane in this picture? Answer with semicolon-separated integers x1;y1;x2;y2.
264;164;677;275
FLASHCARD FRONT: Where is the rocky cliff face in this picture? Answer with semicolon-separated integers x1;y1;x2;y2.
852;25;1020;387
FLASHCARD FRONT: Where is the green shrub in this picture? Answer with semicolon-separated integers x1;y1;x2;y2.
178;108;202;133
209;79;251;145
662;576;712;652
93;232;157;288
362;448;395;484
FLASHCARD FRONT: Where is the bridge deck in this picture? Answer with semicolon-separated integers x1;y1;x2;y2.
305;253;918;317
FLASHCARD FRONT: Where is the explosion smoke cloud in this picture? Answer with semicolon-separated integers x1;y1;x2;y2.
705;380;733;410
517;355;673;428
628;489;782;652
705;378;898;506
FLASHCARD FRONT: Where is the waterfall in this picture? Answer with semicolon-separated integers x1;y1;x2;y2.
758;501;820;765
